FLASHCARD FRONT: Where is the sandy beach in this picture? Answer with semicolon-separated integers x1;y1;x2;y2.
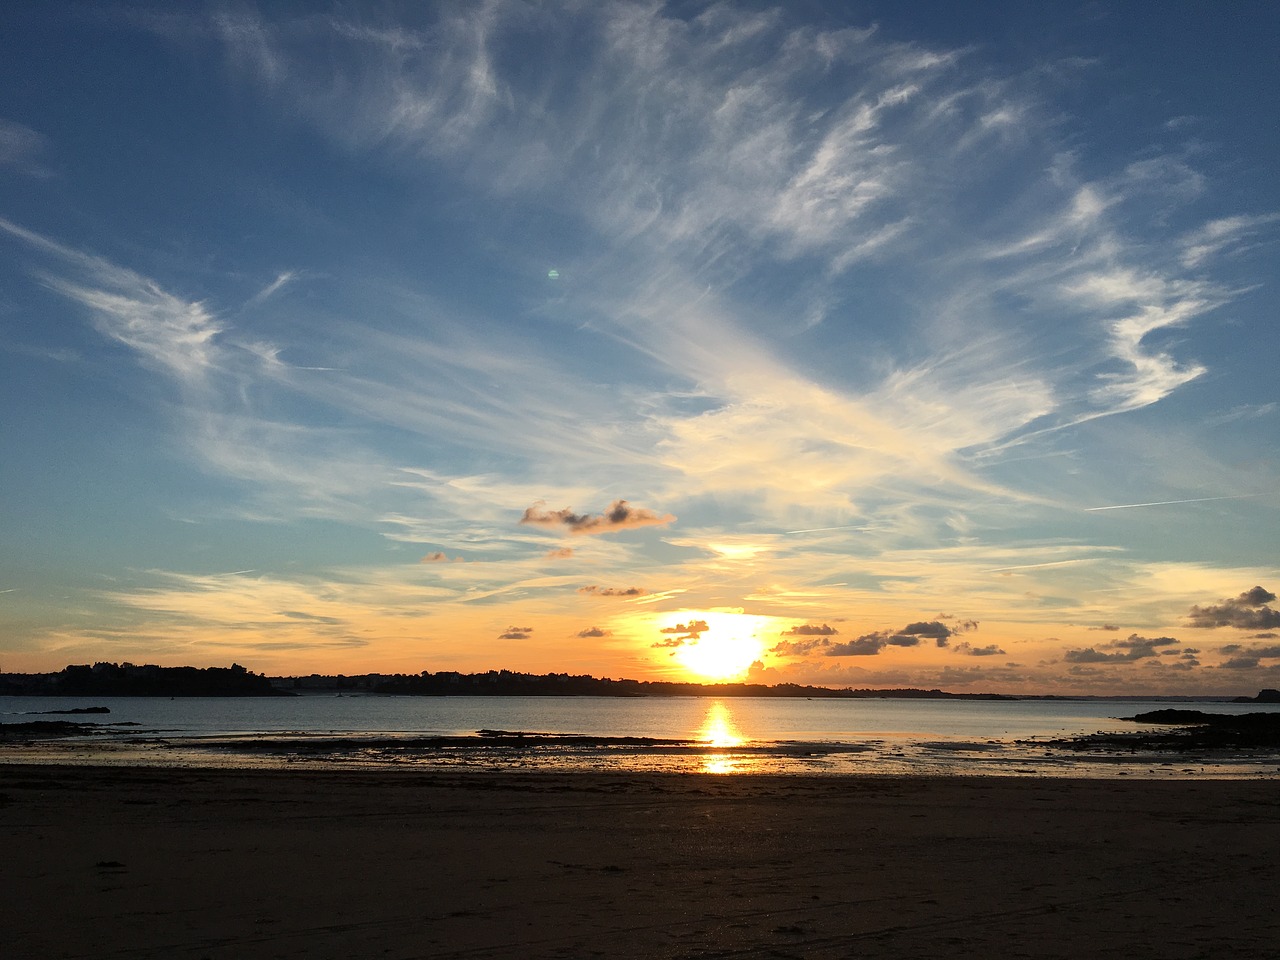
2;764;1277;959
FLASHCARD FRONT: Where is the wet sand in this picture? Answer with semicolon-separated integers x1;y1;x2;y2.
2;764;1278;959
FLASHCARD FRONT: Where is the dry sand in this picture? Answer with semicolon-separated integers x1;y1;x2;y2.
2;764;1277;959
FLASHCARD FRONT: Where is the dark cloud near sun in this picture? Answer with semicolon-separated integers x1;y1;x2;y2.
770;637;830;656
825;631;921;656
825;634;891;656
651;637;686;649
576;626;609;638
578;585;647;597
661;620;709;638
783;623;839;636
521;499;675;536
774;616;981;657
1063;634;1179;663
653;620;708;649
1187;586;1280;629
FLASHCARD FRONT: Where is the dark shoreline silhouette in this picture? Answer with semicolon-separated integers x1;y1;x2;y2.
367;670;1020;700
0;662;283;698
3;663;1020;700
2;663;1275;706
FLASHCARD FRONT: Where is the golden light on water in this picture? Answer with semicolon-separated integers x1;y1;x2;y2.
697;701;750;774
698;700;745;747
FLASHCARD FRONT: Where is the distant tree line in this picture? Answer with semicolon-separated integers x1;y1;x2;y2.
370;669;1015;699
1;663;1023;699
0;662;285;697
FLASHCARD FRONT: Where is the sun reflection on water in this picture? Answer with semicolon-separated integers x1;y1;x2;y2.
697;701;753;774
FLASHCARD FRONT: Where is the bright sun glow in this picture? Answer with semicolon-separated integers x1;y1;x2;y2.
656;610;771;681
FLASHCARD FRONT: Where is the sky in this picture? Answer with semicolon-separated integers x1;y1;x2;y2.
2;1;1278;695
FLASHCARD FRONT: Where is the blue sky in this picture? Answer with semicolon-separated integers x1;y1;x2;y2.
2;1;1277;693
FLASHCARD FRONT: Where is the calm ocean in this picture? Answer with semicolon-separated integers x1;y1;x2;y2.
5;695;1279;778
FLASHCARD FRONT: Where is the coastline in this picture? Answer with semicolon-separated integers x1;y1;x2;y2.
4;763;1278;959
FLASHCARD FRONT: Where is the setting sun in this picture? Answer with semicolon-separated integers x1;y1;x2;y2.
654;611;771;681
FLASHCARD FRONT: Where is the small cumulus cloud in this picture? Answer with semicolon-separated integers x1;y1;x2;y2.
521;499;675;536
578;585;648;597
651;637;686;649
901;620;959;647
953;642;1006;657
420;551;465;563
1087;624;1119;631
498;625;533;640
577;626;609;638
1187;586;1280;630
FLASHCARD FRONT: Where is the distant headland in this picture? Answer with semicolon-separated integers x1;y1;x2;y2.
0;662;283;698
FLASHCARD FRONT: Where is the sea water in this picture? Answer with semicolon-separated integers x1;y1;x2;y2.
4;694;1279;778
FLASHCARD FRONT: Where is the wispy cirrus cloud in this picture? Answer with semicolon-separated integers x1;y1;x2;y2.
243;270;298;309
0;216;224;386
159;2;1267;530
1179;214;1280;269
0;118;53;177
